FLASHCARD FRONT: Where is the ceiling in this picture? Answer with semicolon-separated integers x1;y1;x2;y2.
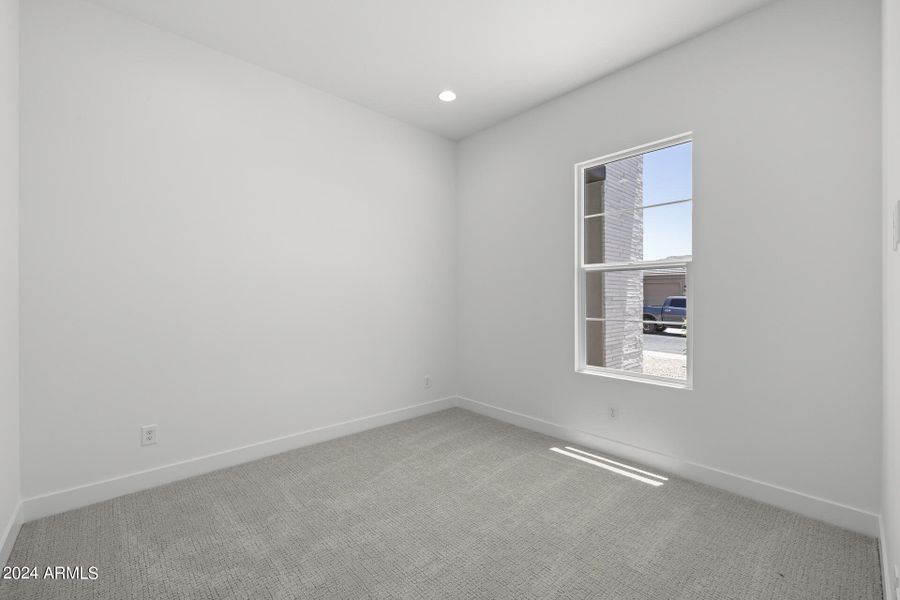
86;0;774;140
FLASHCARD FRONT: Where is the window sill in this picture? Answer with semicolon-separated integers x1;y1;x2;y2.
576;366;692;390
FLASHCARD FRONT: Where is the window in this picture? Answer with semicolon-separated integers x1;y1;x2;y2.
575;134;692;387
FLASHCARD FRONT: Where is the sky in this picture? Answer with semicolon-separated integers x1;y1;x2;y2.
640;141;692;260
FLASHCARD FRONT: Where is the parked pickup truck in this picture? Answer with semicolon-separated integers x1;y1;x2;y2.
643;296;687;333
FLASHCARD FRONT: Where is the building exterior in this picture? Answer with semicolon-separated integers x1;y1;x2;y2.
584;155;643;371
643;270;687;306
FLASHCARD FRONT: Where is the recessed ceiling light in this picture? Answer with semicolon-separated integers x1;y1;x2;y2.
438;90;457;102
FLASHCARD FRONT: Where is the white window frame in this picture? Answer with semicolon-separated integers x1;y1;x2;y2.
574;132;693;389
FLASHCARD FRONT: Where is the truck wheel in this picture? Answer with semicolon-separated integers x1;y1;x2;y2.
642;318;656;334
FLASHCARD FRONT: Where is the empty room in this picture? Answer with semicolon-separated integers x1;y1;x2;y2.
1;0;899;598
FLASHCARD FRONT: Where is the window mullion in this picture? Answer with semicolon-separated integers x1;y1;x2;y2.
582;259;690;272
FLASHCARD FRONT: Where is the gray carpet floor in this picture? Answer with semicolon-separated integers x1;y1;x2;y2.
0;408;883;599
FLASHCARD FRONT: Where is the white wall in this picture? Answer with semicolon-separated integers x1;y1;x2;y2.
19;0;457;500
883;0;900;595
15;0;886;546
458;0;882;527
0;0;20;562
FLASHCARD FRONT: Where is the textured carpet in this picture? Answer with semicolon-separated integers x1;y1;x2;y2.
0;408;883;599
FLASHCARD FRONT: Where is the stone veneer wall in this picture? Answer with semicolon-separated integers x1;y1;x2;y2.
585;155;643;371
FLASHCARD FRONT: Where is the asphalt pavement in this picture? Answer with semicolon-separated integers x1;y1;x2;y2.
643;329;687;354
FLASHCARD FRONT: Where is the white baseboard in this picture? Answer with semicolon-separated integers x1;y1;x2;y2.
23;396;457;522
19;394;881;540
0;501;23;567
456;396;880;537
882;515;894;600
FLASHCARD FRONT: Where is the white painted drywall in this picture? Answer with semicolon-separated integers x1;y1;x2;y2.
883;0;900;595
458;0;882;515
19;0;457;498
0;0;20;560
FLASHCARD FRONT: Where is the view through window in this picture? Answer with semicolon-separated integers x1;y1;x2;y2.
577;135;692;385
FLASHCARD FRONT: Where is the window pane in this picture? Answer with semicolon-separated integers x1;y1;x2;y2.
584;171;605;215
585;267;687;320
642;141;692;206
583;152;644;264
584;266;688;381
584;215;606;264
586;202;691;264
586;320;687;381
642;201;692;261
582;141;692;265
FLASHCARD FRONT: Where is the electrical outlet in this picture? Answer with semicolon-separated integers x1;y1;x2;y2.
424;375;431;389
141;424;158;446
608;407;619;420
